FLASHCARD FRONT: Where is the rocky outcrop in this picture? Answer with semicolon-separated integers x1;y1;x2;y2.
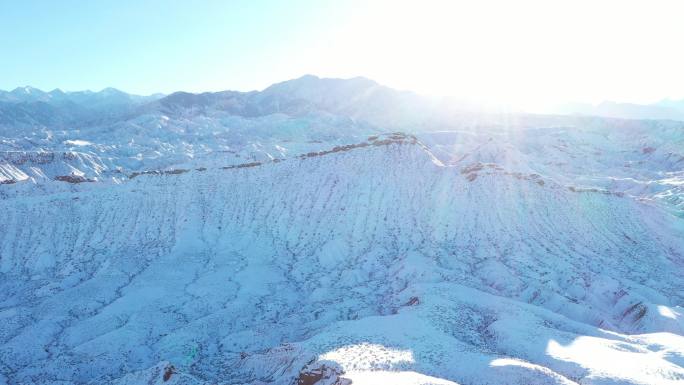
129;169;190;179
162;365;176;382
1;151;56;165
0;151;106;186
567;185;625;197
221;162;262;170
54;174;94;183
298;134;415;160
297;364;350;385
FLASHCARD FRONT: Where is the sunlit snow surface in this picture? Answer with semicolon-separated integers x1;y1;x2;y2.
0;77;683;384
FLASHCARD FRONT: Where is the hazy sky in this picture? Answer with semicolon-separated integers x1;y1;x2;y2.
2;0;683;108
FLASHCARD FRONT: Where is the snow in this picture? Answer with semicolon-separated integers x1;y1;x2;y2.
342;370;459;385
0;76;682;384
63;139;92;146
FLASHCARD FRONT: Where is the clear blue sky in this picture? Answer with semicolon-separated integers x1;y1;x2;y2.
0;0;350;94
2;0;684;106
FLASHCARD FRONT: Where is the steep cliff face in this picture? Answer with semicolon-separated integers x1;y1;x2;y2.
1;139;682;385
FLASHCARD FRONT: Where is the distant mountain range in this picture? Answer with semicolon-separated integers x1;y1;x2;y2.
0;86;162;127
3;76;684;124
553;99;684;121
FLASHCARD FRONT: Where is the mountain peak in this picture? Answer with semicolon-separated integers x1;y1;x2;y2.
11;85;45;95
295;74;319;81
264;75;378;92
99;87;127;95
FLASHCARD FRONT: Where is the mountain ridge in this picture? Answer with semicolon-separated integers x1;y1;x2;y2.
0;75;683;385
4;75;684;123
1;136;682;384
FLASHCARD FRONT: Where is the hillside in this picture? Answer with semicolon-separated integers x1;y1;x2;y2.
0;77;683;385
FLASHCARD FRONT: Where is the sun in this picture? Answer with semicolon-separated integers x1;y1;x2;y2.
304;0;684;111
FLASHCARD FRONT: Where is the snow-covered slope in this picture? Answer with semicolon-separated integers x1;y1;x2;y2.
0;77;683;385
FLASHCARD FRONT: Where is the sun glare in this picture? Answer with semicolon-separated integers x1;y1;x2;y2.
306;0;684;110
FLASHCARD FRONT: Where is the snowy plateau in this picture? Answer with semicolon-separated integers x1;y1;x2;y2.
0;75;683;385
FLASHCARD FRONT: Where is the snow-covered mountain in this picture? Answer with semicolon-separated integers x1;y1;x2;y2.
551;99;684;122
0;76;683;385
0;86;162;129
